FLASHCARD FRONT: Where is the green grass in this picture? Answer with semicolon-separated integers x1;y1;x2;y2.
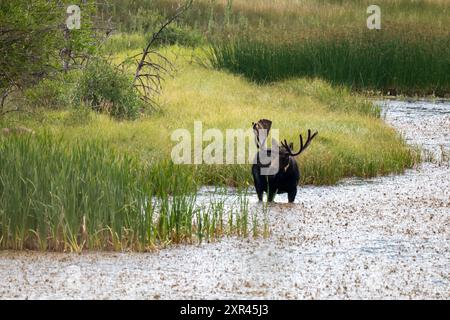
101;33;148;53
208;31;450;96
0;133;257;252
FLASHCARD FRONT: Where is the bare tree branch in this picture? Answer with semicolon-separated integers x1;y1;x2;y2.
133;0;193;84
130;0;193;110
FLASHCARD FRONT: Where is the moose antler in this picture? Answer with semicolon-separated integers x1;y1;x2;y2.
281;129;318;156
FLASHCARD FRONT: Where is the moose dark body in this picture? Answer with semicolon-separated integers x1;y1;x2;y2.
252;119;318;203
252;150;300;202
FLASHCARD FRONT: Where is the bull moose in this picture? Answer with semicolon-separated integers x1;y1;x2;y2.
252;119;318;203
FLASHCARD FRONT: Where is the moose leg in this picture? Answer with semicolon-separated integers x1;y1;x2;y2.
288;189;297;203
256;188;264;201
267;189;277;202
253;175;265;202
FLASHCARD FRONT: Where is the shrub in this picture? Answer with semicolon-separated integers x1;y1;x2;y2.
24;77;71;109
74;59;142;119
1;0;101;107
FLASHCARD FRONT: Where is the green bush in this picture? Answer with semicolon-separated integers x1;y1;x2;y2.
24;77;72;109
24;79;65;109
1;0;100;104
74;59;142;119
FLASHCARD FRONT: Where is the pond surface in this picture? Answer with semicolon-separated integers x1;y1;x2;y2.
0;100;449;299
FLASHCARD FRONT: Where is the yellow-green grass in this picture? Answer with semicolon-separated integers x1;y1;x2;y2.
3;46;418;186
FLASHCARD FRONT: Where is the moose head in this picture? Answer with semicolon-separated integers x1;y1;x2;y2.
252;119;318;172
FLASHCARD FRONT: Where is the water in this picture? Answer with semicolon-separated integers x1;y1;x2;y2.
381;99;450;161
0;100;449;299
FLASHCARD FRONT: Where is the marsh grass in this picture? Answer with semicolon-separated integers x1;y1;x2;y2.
209;31;450;96
0;133;263;251
106;0;449;95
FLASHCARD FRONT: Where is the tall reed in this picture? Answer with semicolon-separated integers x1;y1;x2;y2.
208;31;450;96
0;133;260;251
